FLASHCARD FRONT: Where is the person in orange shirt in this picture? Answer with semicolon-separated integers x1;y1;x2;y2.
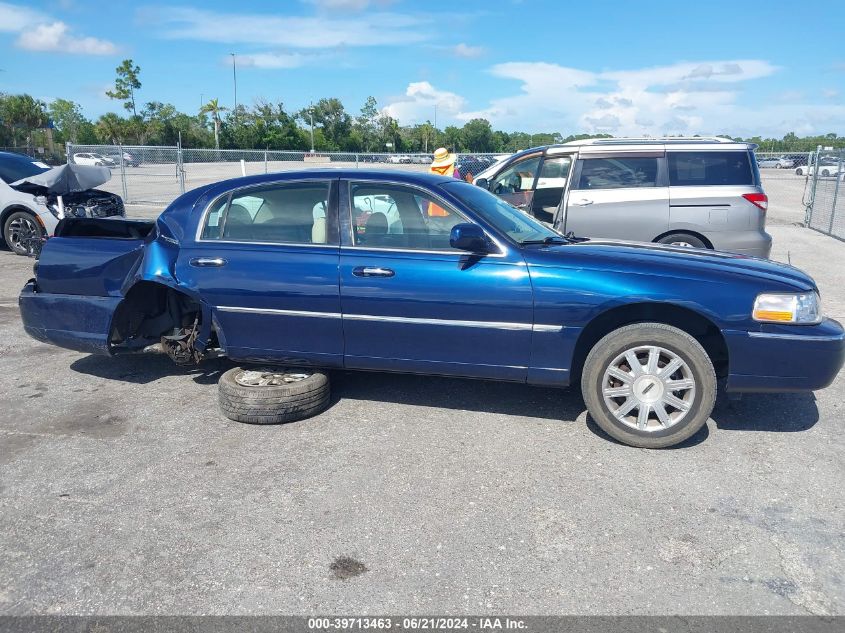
429;147;460;179
428;147;461;217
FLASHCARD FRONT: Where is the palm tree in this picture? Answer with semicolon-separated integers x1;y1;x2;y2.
199;98;228;149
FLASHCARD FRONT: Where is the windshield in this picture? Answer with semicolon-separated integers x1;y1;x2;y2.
0;154;50;184
441;180;564;244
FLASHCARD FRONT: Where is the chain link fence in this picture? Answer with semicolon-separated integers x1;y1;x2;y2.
66;144;503;207
804;148;845;240
65;144;843;239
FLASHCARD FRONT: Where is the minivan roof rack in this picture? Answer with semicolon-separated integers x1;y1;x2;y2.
565;136;737;146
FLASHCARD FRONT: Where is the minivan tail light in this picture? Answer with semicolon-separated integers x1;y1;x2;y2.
743;193;768;211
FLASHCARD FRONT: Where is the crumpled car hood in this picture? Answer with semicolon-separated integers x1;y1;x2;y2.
10;163;111;195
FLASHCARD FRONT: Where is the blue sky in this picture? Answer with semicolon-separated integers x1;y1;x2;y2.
1;0;843;137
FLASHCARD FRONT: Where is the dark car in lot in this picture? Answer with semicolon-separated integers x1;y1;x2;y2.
18;169;844;448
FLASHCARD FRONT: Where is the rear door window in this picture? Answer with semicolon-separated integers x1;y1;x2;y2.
668;151;753;186
574;157;659;190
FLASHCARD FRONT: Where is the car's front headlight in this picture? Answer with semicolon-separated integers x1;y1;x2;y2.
753;291;822;324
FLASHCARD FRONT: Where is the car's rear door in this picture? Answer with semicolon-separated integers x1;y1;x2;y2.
338;178;534;381
175;177;343;366
562;151;669;240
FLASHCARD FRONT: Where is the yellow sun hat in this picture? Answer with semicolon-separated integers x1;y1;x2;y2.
431;147;456;168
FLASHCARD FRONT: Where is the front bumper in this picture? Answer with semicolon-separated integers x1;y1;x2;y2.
724;318;845;392
19;280;120;355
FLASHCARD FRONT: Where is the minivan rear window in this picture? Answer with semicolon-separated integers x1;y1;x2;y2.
668;151;753;186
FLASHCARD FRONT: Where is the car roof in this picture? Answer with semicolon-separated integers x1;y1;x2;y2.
195;168;455;197
0;151;40;162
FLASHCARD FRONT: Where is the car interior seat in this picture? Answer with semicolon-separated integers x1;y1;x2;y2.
222;203;253;239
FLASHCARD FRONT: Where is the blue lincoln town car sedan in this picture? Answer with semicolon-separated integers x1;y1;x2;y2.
18;169;845;447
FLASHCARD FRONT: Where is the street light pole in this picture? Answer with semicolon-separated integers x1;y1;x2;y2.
230;53;238;125
309;101;315;153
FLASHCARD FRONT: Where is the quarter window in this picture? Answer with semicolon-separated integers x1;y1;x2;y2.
574;157;659;190
201;181;331;244
668;151;754;186
350;182;468;250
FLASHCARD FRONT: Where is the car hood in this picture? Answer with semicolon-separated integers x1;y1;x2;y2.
527;239;816;291
10;164;111;195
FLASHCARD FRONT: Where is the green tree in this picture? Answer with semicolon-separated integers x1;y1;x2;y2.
48;99;87;144
355;96;380;151
199;98;228;149
106;59;142;116
95;112;129;144
443;125;463;152
461;119;494;152
299;98;352;151
0;94;48;148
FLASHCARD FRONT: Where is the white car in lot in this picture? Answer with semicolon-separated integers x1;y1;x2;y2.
756;156;794;169
0;151;124;255
72;152;116;167
795;156;844;177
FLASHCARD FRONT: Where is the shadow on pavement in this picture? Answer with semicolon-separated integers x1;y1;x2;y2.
70;355;821;438
70;352;233;385
711;391;819;433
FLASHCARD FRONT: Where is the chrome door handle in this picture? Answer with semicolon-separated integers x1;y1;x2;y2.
573;198;593;206
353;266;395;278
190;257;227;267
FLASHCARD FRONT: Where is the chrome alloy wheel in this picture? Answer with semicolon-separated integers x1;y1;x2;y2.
234;368;312;387
601;345;696;432
8;215;39;253
669;240;694;248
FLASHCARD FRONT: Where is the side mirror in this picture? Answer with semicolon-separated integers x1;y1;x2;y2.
450;223;489;253
474;177;490;190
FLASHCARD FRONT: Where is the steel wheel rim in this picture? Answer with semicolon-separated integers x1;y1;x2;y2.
601;345;696;432
235;368;312;387
8;216;38;252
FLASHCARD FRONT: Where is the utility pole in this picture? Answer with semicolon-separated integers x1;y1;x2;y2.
309;101;315;153
200;93;204;109
434;103;437;131
230;53;238;125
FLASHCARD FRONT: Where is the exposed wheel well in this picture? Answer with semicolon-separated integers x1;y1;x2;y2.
653;229;713;249
110;281;202;347
570;303;729;383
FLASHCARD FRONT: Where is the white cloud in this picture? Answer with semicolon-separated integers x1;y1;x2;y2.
386;58;844;137
1;1;117;55
150;6;430;48
302;0;395;10
235;52;307;69
452;43;484;58
382;81;466;123
16;21;118;55
0;1;45;31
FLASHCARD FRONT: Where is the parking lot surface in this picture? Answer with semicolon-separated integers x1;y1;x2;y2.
0;224;843;615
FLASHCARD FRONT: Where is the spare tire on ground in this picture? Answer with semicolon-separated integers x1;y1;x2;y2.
218;366;330;424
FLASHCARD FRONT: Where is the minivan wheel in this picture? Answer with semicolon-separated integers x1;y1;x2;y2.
218;366;330;424
3;211;44;256
581;323;716;448
656;233;707;249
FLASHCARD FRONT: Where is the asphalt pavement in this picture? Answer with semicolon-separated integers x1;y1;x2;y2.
0;224;843;615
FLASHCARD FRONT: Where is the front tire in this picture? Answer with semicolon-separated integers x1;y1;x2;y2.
581;323;716;448
218;366;330;424
3;211;44;256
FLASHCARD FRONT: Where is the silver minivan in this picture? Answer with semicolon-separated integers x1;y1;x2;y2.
473;137;772;258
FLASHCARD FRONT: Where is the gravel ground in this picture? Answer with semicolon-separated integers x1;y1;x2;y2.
0;224;843;615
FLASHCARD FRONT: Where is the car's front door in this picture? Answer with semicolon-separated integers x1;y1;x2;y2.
561;153;670;241
339;179;534;381
487;153;542;215
176;178;343;366
532;154;573;224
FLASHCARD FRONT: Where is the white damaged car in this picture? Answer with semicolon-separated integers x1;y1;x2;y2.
0;151;124;256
